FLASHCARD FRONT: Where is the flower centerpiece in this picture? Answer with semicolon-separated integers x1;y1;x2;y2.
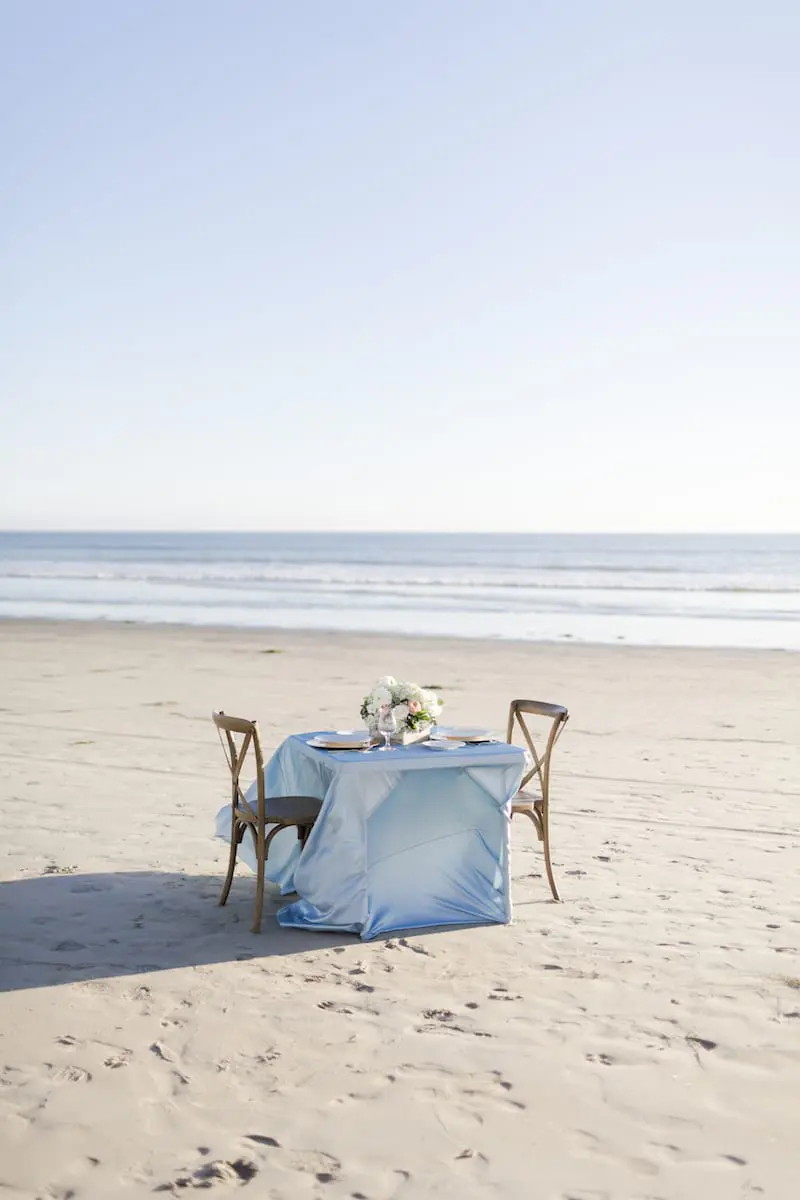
360;676;443;745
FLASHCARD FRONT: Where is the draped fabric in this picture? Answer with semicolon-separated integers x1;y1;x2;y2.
215;734;527;940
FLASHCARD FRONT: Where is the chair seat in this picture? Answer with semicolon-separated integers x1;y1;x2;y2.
265;794;322;823
512;790;542;810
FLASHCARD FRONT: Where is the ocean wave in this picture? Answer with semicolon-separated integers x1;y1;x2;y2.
1;565;799;595
2;533;800;648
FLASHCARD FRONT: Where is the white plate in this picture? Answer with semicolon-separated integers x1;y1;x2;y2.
423;739;466;751
431;726;494;743
309;731;371;750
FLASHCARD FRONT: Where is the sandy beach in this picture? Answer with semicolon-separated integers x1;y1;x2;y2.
0;619;798;1199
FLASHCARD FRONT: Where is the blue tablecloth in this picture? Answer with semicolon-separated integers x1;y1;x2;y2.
216;733;527;940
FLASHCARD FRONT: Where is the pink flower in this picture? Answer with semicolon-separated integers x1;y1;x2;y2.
408;700;422;714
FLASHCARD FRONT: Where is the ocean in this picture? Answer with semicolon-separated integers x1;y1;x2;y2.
1;531;799;650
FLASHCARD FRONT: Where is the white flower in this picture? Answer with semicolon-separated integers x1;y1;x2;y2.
373;685;393;709
360;675;442;732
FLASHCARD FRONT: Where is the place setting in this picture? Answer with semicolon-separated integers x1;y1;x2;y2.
307;731;375;751
424;726;498;749
306;725;498;753
306;679;500;754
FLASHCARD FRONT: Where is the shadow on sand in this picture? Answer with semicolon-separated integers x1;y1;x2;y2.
0;870;356;993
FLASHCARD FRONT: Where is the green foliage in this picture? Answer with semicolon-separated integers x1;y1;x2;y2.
406;705;442;730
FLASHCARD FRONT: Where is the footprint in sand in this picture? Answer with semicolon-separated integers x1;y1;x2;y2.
155;1158;259;1191
281;1149;341;1181
103;1051;132;1069
317;999;379;1017
54;1033;132;1070
415;1011;493;1038
455;1148;489;1163
389;1062;524;1112
347;979;375;994
125;984;154;1014
47;1064;92;1083
253;1048;281;1065
156;1144;341;1192
160;1016;187;1030
685;1035;718;1054
384;937;433;956
150;1041;177;1063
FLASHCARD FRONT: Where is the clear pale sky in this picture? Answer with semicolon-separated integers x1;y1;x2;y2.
2;1;798;532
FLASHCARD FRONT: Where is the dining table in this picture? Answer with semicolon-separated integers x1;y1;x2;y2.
215;731;528;940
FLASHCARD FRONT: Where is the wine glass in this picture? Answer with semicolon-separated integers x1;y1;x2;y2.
376;704;397;751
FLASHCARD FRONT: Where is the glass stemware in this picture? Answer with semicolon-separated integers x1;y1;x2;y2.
376;704;397;751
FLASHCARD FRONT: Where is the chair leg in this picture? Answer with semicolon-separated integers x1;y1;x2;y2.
252;823;284;934
540;805;561;902
219;821;242;907
253;854;265;934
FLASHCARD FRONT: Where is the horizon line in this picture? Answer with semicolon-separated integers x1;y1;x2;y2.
1;528;798;538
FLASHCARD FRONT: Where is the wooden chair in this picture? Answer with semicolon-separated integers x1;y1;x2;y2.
506;700;569;901
212;712;322;933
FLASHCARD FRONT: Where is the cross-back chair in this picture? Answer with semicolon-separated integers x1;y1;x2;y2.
212;711;322;933
506;699;569;901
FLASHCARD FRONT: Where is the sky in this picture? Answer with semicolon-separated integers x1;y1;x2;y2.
1;1;799;533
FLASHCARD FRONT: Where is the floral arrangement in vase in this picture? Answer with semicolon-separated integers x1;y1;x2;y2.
360;676;443;742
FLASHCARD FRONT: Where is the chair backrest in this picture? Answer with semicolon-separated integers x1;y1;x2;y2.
506;700;569;796
212;711;265;827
